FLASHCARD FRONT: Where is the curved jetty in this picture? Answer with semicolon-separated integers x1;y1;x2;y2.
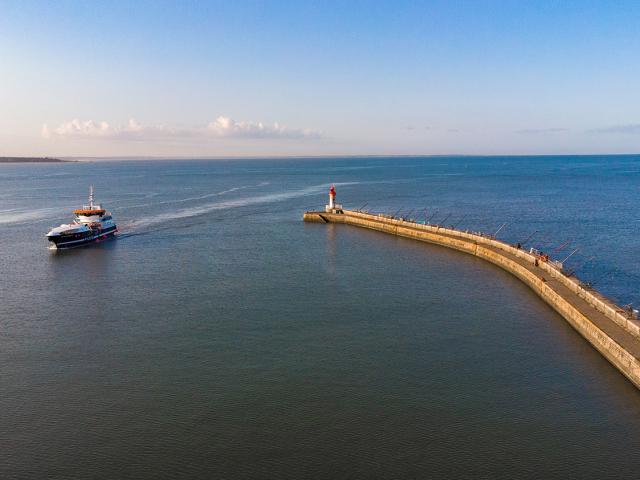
304;208;640;390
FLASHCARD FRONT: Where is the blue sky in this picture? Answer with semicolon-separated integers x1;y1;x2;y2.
1;0;639;156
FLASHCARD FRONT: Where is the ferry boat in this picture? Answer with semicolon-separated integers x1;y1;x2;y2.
46;186;118;249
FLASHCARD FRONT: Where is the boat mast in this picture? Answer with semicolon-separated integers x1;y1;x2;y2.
89;185;94;209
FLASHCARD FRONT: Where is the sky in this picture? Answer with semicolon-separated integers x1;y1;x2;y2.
1;0;639;157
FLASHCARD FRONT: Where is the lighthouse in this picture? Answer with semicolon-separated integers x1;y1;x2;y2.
325;184;343;213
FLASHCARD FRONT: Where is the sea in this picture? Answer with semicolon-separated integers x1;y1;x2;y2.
1;155;640;479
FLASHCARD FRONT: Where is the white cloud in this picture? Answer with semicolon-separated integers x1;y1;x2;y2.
43;119;113;138
42;117;321;141
206;116;319;139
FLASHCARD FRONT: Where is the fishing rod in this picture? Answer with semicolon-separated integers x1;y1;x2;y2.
438;213;451;228
427;210;438;224
520;230;538;247
493;222;507;238
552;239;572;255
587;268;619;288
357;202;368;212
564;255;595;277
561;247;580;264
534;234;550;248
535;234;556;252
452;215;467;229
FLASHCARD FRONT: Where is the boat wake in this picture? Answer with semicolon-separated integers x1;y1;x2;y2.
0;207;60;225
123;183;353;232
120;185;258;210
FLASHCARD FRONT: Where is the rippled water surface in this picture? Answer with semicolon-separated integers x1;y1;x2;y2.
2;156;640;479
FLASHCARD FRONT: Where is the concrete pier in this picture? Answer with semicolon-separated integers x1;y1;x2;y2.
304;209;640;390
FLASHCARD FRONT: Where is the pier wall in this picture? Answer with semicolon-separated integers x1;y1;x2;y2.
303;210;640;389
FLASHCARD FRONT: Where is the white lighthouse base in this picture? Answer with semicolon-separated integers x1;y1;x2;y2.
325;203;344;213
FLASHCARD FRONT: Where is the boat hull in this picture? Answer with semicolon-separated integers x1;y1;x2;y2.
48;226;118;249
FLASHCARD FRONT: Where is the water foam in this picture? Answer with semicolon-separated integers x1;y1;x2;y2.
125;183;348;231
119;185;257;210
0;208;60;225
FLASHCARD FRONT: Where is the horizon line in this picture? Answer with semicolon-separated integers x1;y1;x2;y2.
60;152;640;161
2;152;639;162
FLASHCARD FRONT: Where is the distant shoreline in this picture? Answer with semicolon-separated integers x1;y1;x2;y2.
29;153;640;162
1;154;638;163
0;157;69;163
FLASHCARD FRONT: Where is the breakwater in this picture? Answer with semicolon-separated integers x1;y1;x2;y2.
304;209;640;390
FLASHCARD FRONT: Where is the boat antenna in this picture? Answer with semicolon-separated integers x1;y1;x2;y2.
89;185;94;209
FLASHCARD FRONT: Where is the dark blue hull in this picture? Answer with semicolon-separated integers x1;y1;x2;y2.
48;226;118;249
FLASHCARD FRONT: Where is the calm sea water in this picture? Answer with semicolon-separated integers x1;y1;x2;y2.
2;156;640;479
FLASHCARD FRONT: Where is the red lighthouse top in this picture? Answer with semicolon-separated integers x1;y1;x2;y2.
329;185;336;197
